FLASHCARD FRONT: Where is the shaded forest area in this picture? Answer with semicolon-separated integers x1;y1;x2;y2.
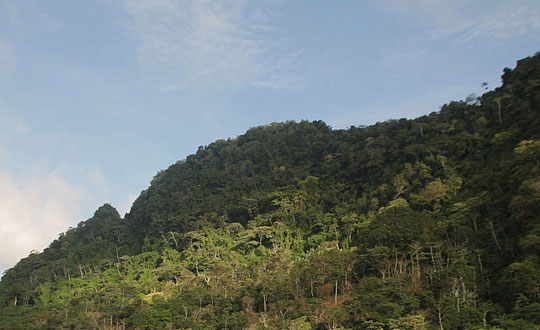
1;53;539;329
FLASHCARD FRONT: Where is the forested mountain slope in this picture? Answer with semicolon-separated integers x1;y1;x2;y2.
1;53;539;329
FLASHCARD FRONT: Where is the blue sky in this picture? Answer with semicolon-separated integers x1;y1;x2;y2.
0;0;539;274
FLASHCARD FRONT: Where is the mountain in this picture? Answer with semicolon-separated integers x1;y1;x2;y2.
1;53;539;330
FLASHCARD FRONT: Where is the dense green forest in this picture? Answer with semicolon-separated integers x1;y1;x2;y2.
1;53;539;330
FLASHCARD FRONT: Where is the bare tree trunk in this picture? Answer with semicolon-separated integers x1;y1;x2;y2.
437;305;445;330
472;216;478;233
430;247;437;272
170;232;178;249
416;249;421;279
478;254;484;279
295;272;300;298
160;231;169;245
334;280;338;305
410;253;415;277
495;98;502;124
488;220;502;252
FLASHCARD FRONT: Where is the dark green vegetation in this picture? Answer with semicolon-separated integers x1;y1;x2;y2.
1;54;540;330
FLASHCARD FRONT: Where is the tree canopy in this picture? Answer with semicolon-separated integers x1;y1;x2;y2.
1;53;540;329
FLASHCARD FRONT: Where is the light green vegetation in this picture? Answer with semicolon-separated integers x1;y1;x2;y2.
1;53;540;329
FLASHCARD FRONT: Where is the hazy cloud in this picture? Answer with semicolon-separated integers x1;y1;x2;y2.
0;170;87;275
118;0;301;89
462;1;540;42
375;0;540;43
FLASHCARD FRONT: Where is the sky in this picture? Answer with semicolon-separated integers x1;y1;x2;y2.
0;0;539;275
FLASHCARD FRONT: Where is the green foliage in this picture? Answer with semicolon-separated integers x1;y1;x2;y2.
2;53;540;329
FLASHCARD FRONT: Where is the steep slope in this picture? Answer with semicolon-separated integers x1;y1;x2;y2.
0;53;539;329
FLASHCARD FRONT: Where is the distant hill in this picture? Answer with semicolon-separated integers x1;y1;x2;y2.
1;53;539;330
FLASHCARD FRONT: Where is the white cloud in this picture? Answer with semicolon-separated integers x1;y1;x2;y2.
118;0;301;89
462;1;540;42
0;170;88;275
375;0;540;43
0;112;115;276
